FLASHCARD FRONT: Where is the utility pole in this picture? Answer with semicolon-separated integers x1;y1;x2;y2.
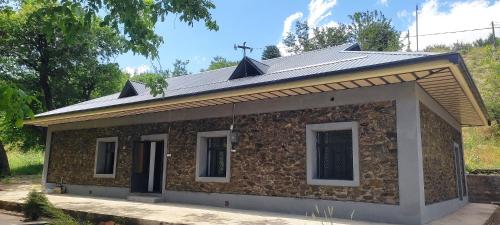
416;4;419;51
407;30;411;52
234;42;253;57
492;21;496;49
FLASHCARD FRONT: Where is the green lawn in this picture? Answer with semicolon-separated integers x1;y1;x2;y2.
6;150;44;176
463;126;500;172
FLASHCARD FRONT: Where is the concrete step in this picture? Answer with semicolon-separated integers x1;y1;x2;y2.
127;195;164;203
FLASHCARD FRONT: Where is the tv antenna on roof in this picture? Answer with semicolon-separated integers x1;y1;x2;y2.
234;42;253;57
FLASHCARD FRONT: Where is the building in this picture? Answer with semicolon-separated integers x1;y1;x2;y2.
26;43;489;225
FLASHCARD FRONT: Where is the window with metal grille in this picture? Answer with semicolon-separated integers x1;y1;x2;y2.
316;130;353;180
206;137;227;177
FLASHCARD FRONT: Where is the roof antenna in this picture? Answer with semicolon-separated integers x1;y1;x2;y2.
234;42;253;57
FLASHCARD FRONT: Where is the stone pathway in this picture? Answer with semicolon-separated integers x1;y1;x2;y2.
0;184;391;225
0;181;497;225
430;203;497;225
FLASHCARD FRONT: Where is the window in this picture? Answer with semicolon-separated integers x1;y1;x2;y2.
306;122;359;186
94;137;118;178
196;131;231;182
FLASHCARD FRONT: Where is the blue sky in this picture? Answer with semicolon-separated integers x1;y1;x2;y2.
117;0;500;74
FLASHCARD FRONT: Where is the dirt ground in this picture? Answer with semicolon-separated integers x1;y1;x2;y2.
0;209;26;225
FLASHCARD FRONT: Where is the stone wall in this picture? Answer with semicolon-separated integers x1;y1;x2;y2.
420;103;463;205
48;100;399;204
467;174;500;203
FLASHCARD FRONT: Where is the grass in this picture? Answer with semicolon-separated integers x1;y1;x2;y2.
463;126;500;172
6;149;44;176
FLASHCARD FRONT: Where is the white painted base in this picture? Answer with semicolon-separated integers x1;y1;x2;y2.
127;195;164;203
165;190;411;224
423;196;469;224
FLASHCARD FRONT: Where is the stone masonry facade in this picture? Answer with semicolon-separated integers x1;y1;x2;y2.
47;100;399;204
420;103;463;205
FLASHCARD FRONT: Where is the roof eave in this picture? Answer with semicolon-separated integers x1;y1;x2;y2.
25;53;489;126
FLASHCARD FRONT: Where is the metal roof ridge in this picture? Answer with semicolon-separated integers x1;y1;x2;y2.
261;43;356;63
270;55;368;74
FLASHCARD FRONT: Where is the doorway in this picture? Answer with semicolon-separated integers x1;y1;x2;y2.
131;138;165;194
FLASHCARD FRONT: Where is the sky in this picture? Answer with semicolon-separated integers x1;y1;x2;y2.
118;0;500;75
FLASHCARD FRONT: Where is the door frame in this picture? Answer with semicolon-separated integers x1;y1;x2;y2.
453;142;465;200
140;133;168;196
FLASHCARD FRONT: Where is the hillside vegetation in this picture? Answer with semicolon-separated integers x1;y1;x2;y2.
460;45;499;171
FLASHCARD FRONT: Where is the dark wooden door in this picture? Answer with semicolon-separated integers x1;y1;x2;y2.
131;141;150;193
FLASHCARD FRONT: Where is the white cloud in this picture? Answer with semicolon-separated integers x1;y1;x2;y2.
378;0;388;6
281;12;304;38
278;0;339;55
307;0;337;27
397;9;408;18
123;64;150;75
404;0;500;51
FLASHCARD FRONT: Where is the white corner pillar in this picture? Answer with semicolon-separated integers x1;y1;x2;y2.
396;82;425;225
42;127;53;188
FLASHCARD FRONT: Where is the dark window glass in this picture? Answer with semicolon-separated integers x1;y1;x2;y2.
96;142;116;175
206;137;227;177
316;130;353;180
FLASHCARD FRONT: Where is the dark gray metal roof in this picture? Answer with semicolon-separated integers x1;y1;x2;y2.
36;43;438;118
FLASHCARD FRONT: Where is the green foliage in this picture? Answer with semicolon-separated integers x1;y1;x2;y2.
261;45;281;60
24;191;52;221
7;149;44;176
130;59;190;96
204;56;238;71
0;1;128;110
24;190;89;224
463;126;500;171
312;24;351;50
0;0;218;58
131;72;168;97
423;44;451;52
283;10;400;54
0;83;36;126
461;46;500;128
348;10;401;51
171;59;190;77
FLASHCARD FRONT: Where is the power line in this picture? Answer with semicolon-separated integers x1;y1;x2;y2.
409;26;500;38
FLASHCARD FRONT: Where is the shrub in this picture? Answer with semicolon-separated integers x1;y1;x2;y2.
23;190;90;225
24;191;52;221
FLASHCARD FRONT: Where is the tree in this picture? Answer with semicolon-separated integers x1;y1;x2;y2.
0;82;35;177
130;59;190;96
312;24;352;50
0;0;218;58
282;10;400;54
171;59;190;77
283;21;314;54
131;72;169;97
348;10;401;51
204;56;238;71
0;1;126;110
261;45;281;60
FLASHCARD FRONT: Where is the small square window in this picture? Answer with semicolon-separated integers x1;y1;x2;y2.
306;122;359;186
196;131;231;183
94;137;118;178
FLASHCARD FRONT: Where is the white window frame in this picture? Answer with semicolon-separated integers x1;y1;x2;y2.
94;137;118;178
195;130;231;183
306;122;360;186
